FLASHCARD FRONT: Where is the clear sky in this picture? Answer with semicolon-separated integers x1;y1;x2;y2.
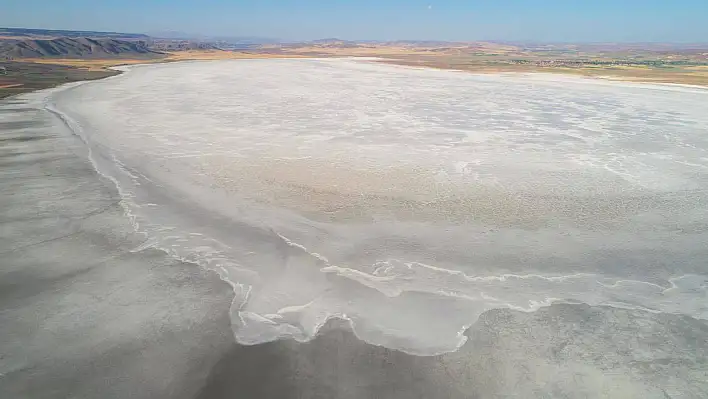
2;0;707;42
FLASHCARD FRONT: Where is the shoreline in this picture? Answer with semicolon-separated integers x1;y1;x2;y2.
1;51;320;100
0;61;122;100
374;57;708;88
3;49;707;102
0;91;237;398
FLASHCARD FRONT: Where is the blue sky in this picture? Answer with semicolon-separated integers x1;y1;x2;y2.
2;0;707;42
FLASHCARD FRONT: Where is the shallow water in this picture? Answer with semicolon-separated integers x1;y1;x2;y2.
46;59;708;355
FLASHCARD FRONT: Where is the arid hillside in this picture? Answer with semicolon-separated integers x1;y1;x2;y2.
0;37;164;59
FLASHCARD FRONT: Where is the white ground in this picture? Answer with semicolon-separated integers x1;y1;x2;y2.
51;59;708;355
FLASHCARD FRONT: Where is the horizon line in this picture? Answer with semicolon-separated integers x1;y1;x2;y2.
3;26;708;45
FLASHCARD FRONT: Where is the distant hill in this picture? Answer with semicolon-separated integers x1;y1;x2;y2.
0;37;164;59
150;39;220;51
311;38;352;44
0;27;149;40
307;38;361;48
147;32;278;45
262;39;520;55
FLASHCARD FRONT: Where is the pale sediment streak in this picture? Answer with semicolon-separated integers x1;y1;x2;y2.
42;58;708;356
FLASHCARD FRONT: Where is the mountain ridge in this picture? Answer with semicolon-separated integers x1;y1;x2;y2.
0;27;149;40
0;37;165;59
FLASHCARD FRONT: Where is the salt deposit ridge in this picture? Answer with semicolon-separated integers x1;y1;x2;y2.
47;58;708;355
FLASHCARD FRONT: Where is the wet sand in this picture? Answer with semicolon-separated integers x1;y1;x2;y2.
2;78;708;398
197;307;708;399
0;98;235;398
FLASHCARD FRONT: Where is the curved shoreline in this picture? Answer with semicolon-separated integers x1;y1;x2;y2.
0;91;236;398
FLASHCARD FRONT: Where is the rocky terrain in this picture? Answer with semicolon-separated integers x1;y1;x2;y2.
0;37;164;59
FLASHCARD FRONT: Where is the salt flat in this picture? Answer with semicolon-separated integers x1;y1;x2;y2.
3;59;707;398
48;58;708;355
